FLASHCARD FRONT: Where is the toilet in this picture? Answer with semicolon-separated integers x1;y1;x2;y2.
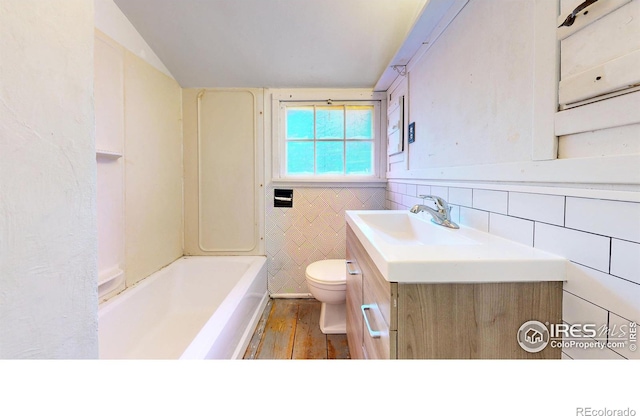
305;259;347;334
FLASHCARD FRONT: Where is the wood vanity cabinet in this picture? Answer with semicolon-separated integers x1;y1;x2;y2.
346;224;562;359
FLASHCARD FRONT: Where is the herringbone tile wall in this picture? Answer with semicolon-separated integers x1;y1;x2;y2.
265;186;386;295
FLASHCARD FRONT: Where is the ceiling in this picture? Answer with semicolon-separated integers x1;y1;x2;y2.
113;0;428;89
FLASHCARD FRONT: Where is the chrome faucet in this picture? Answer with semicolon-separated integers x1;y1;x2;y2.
410;195;459;229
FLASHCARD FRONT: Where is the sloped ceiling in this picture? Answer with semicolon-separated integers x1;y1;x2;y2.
113;0;427;88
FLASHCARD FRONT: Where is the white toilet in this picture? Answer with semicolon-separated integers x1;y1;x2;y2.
305;259;347;334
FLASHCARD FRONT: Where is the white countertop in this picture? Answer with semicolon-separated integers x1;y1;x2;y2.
346;210;567;283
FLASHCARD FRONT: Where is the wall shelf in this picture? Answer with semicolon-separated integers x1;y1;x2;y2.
96;149;123;159
98;266;124;288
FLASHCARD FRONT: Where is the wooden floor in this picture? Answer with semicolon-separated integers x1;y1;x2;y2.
243;298;350;359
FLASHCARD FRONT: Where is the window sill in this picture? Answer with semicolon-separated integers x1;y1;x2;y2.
270;177;387;188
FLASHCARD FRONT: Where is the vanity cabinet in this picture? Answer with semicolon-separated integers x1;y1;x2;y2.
346;224;563;359
346;225;397;359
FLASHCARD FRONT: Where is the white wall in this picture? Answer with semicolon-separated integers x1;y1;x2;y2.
0;1;97;358
94;0;174;79
389;0;640;359
408;0;535;169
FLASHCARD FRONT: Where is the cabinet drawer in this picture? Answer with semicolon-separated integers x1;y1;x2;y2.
345;247;364;359
362;325;397;360
362;282;396;359
347;225;397;329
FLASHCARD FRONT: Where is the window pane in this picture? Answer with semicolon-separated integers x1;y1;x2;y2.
287;141;314;174
346;141;373;174
316;141;344;175
346;106;373;139
316;107;344;140
287;107;314;139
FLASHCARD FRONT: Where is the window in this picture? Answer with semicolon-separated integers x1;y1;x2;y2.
277;100;382;180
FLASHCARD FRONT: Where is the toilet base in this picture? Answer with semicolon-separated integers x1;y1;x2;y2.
319;302;346;334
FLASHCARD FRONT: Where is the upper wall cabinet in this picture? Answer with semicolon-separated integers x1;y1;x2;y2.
558;0;640;109
554;0;640;159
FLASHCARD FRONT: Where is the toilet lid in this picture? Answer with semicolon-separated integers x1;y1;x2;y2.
305;259;346;285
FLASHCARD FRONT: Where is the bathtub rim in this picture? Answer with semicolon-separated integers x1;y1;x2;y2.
98;255;268;360
180;255;268;359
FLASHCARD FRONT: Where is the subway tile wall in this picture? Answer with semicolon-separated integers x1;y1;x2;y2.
387;180;640;359
266;186;386;296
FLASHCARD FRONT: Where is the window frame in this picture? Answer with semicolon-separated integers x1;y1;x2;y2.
274;99;384;184
282;101;379;177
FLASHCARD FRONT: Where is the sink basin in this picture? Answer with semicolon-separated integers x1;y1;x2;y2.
346;210;566;283
354;211;477;246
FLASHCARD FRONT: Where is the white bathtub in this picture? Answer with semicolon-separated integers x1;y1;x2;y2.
98;256;268;359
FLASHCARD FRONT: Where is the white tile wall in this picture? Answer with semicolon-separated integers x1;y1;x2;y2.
430;186;448;199
473;189;508;214
489;213;534;246
459;207;489;232
564;263;640;327
563;292;608;332
449;205;460;224
566;197;640;243
508;192;565;226
386;180;640;359
448;187;473;207
610;239;640;284
534;223;611;273
417;185;431;198
402;194;422;209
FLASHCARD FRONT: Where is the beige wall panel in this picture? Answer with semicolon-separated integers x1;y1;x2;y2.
199;90;256;252
94;31;126;300
94;32;124;153
183;89;200;254
124;51;183;286
183;88;264;255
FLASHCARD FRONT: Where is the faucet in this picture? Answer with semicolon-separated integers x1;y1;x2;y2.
410;195;459;229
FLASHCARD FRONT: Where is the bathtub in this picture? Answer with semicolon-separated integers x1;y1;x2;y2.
98;256;268;359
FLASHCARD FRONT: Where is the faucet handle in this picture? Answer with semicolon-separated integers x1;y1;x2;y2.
419;194;445;209
419;195;451;214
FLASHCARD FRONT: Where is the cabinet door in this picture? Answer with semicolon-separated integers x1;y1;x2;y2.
555;0;640;160
396;282;562;359
558;0;640;107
